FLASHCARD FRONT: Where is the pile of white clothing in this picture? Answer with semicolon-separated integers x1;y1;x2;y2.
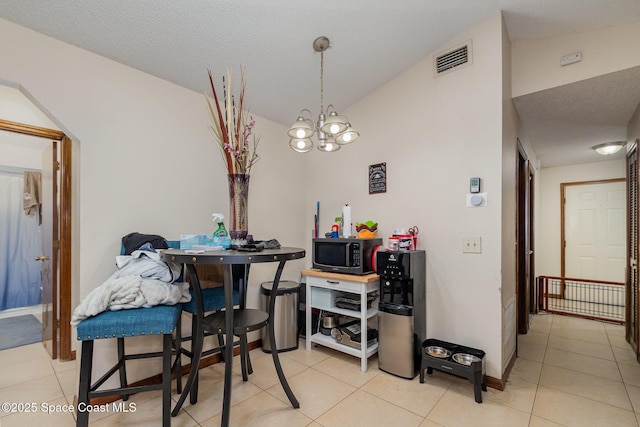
71;276;191;325
110;249;182;283
71;249;190;325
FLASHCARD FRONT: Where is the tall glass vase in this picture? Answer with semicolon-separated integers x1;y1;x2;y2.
228;173;250;248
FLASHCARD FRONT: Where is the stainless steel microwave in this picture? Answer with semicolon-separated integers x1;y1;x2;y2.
312;237;383;275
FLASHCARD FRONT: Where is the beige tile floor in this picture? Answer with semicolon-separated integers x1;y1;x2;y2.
1;313;640;426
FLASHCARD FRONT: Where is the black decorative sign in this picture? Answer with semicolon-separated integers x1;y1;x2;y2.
369;162;387;194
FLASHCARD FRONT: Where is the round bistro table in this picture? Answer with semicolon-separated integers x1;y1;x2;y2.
160;247;305;427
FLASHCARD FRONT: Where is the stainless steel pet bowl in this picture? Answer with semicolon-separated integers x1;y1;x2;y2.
452;353;481;366
425;346;451;358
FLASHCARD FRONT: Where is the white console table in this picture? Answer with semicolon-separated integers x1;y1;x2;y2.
301;269;379;372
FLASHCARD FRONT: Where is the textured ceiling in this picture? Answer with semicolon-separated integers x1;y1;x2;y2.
513;66;640;167
1;0;640;167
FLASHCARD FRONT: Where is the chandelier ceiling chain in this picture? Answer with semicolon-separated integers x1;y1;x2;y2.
319;47;324;114
288;36;360;153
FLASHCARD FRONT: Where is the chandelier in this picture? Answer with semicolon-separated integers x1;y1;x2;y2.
288;36;359;153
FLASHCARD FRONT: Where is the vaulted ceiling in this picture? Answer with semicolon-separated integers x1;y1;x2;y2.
1;0;640;167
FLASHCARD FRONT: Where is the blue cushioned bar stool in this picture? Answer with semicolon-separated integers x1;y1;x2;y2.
76;305;181;427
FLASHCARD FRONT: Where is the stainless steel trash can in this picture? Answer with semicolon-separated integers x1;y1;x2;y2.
261;280;300;353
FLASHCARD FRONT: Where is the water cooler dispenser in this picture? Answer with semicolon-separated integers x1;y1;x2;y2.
377;250;426;379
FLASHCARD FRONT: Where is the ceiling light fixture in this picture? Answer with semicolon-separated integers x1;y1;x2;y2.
288;36;359;153
592;141;626;156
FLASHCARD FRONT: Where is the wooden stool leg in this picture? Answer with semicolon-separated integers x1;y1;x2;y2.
76;340;93;427
240;334;249;381
174;316;183;394
117;338;129;401
245;340;253;375
187;315;199;404
162;334;172;427
189;371;199;405
218;332;226;361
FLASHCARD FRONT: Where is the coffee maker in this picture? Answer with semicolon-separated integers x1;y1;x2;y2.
377;249;426;379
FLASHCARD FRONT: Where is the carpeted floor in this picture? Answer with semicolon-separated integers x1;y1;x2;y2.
0;314;42;351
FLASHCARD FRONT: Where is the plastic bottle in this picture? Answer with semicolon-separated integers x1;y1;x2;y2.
331;220;339;238
211;213;231;249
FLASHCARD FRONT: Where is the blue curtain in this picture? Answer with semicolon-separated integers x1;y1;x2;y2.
0;171;42;310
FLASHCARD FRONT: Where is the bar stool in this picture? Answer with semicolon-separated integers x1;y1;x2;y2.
174;263;252;404
203;307;269;396
76;304;181;427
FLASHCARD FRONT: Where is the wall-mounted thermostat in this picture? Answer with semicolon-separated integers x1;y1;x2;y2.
466;192;488;207
470;177;481;193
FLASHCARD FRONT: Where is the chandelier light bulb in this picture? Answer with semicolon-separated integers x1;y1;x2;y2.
326;142;340;152
320;111;348;135
318;141;340;152
289;137;313;153
335;124;359;145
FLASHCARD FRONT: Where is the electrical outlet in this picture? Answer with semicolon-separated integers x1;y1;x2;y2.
463;237;482;254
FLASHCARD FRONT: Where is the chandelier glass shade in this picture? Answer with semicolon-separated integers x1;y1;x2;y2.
288;36;359;153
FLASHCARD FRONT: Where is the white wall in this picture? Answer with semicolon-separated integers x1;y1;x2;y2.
0;86;55;169
0;84;59;128
302;12;506;379
0;18;307;382
537;160;626;277
512;22;640;97
0;132;47;170
500;15;518;373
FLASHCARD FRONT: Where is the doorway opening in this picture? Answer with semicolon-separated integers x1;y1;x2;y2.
517;141;535;335
0;119;72;360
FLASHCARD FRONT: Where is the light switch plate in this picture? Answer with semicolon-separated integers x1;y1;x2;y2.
463;237;482;254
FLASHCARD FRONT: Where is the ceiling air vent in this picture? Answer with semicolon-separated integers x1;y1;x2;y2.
434;40;472;77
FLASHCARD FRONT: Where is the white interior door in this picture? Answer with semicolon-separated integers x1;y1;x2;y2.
564;181;626;282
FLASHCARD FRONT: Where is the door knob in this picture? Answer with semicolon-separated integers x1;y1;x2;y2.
35;256;50;261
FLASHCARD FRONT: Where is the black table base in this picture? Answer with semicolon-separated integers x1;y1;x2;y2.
161;248;304;426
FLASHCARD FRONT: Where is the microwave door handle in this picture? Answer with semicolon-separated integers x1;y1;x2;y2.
344;243;352;266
